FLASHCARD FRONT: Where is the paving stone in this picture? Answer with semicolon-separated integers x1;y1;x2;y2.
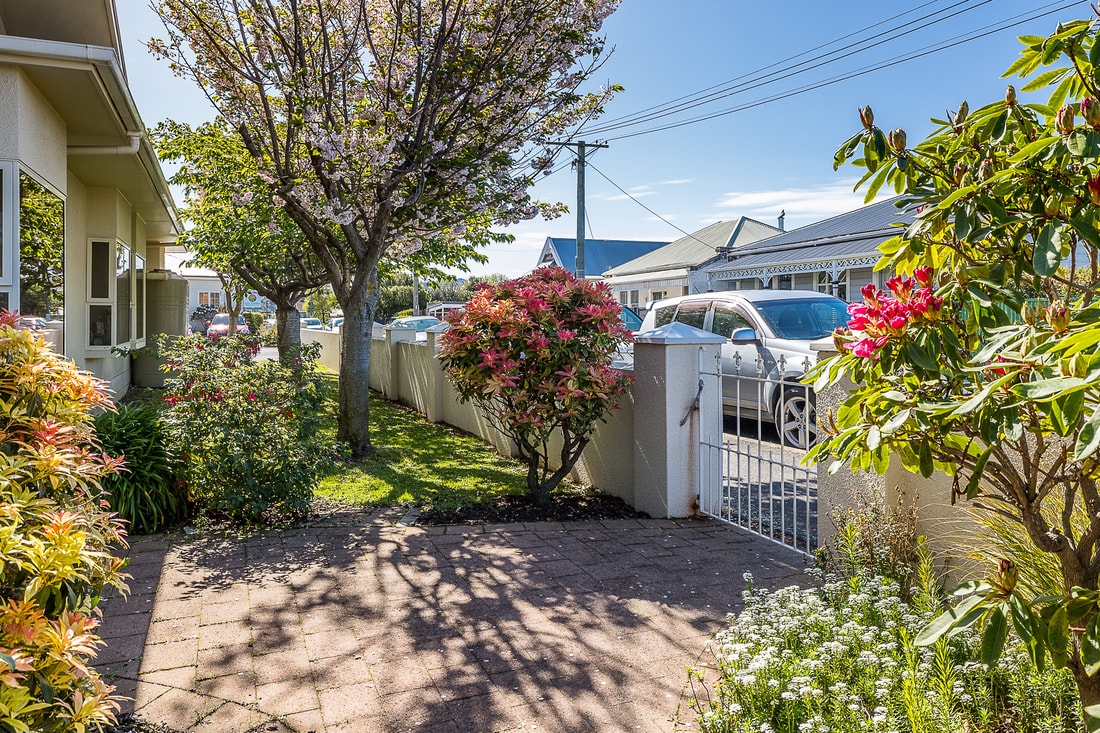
317;680;384;725
256;678;322;716
102;516;812;733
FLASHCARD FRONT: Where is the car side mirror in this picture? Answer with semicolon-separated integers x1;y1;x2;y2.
730;327;757;342
205;320;211;327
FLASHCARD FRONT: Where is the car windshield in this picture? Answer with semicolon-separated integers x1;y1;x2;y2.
753;298;850;340
211;315;229;325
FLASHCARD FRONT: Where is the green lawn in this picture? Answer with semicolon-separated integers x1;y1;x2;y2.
316;373;566;510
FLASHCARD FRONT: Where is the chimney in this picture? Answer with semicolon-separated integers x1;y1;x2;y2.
778;210;786;231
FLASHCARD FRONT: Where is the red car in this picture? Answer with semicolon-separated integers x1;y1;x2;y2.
206;313;250;341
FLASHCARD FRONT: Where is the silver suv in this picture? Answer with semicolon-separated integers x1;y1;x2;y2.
639;290;849;448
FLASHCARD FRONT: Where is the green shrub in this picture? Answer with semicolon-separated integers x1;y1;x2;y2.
161;335;331;521
94;405;185;534
0;311;129;731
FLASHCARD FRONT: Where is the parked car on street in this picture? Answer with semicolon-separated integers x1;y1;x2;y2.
328;317;344;331
206;313;251;341
388;316;442;342
301;317;323;329
638;290;850;448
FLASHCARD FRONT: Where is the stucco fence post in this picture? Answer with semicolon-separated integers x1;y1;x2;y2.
302;321;722;518
813;344;982;582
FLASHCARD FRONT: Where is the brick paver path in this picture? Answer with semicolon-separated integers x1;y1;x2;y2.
98;509;806;732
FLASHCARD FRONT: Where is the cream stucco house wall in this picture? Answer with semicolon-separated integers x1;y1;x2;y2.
0;0;180;395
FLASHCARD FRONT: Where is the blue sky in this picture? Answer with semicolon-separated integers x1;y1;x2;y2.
117;0;1090;276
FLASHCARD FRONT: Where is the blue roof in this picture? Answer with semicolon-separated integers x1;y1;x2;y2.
546;238;669;275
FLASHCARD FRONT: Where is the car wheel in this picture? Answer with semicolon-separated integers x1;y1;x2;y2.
774;386;816;449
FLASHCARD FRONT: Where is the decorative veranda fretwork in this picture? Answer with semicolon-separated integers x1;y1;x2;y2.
706;256;879;287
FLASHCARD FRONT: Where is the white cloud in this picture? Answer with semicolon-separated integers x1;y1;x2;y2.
659;178;694;186
607;191;655;201
628;185;653;193
713;179;889;229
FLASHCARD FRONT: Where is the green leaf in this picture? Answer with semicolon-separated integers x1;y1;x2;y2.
990;109;1009;142
881;408;910;436
1075;405;1100;461
1073;217;1100;249
1084;614;1100;676
1051;390;1085;436
1047;605;1070;668
1033;223;1063;276
1068;131;1100;161
915;594;986;646
1008;135;1058;163
1013;376;1088;402
919;440;934;478
906;340;939;373
1021;67;1068;92
967;447;993;499
981;606;1009;669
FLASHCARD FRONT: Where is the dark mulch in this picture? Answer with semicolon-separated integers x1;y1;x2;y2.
417;492;648;525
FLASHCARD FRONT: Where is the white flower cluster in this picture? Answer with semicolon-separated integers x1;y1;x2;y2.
691;571;1081;733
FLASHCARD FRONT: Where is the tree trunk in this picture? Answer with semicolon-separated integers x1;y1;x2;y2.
337;276;378;458
1074;664;1100;720
276;303;301;362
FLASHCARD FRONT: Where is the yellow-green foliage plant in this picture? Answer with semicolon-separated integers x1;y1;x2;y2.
0;311;129;732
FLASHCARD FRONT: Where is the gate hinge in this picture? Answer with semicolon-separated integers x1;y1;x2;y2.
680;379;704;427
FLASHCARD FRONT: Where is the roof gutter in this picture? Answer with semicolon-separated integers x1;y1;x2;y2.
0;36;181;237
68;133;140;155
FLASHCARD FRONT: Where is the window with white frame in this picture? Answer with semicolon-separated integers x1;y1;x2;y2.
86;239;146;350
199;291;222;308
816;271;849;302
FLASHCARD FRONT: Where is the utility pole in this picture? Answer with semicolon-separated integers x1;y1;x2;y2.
540;139;608;278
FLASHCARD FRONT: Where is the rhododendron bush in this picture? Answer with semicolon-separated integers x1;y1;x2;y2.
809;16;1100;717
0;312;129;731
438;268;631;507
149;0;621;457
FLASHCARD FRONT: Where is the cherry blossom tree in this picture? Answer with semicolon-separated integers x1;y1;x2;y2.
149;0;619;456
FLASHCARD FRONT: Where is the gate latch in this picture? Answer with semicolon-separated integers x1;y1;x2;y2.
680;379;704;427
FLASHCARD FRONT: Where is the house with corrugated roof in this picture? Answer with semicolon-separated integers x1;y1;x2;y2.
602;217;780;311
690;196;914;302
534;237;668;278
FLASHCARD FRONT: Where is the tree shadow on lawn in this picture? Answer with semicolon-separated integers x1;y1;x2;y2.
101;512;804;731
316;387;544;510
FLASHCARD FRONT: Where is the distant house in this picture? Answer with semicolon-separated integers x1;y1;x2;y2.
534;237;668;278
691;196;914;302
0;1;181;393
603;217;780;311
168;255;275;320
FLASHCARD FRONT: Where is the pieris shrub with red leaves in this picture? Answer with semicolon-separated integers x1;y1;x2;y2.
0;310;129;732
438;267;632;507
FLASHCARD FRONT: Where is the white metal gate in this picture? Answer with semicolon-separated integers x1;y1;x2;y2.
698;351;818;554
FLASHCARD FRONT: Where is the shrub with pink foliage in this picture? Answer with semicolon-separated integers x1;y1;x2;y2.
438;267;632;507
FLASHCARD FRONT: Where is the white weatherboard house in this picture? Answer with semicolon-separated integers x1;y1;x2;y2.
0;0;181;394
690;196;915;302
602;217;780;311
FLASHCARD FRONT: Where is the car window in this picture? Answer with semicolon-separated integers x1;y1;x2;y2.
619;306;643;331
753;298;850;340
212;315;229;325
709;306;752;339
673;301;708;330
654;305;676;328
238;316;246;325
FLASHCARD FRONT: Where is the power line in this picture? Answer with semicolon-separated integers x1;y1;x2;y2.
586;161;721;250
585;0;993;136
602;1;1080;141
